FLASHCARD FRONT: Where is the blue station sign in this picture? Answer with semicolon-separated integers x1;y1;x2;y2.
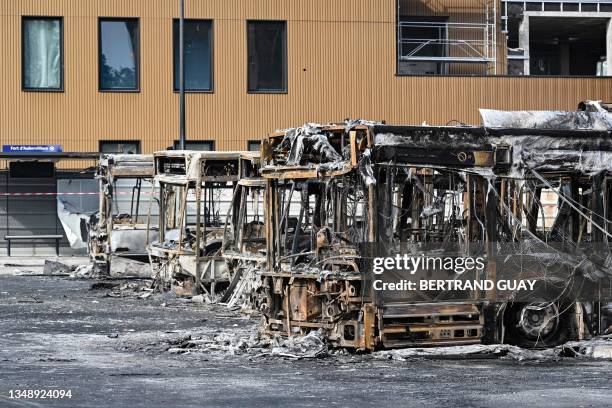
2;145;63;153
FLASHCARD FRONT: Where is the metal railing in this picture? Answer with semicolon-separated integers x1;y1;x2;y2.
398;21;495;64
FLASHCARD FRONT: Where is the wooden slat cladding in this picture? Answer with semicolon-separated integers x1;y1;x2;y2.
399;0;489;24
1;0;611;155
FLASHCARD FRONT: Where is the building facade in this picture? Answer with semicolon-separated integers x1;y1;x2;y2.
0;0;611;254
1;0;612;154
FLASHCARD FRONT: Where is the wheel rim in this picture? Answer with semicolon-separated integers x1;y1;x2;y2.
516;302;560;339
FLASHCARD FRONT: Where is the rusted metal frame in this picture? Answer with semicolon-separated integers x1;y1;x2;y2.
605;176;612;238
335;181;349;242
273;181;283;271
266;318;335;330
284;284;291;336
398;180;413;242
361;304;376;351
280;181;294;253
313;183;323;232
394;180;403;241
236;186;247;250
590;173;607;336
253;186;262;223
268;125;369;139
411;169;422;242
265;179;274;269
158;182;165;242
200;160;208;248
106;179;114;262
592;173;607;253
508;181;523;242
367;182;376;242
499;179;506;214
261;270;364;280
194;177;202;289
176;184;189;255
122;178;144;224
224;183;241;247
423;169;433;237
145;180;156;246
569;177;580;242
349;131;358;167
375;146;495;168
376;166;395;244
525;181;541;234
466;176;486;244
382;302;481;317
289;187;307;266
166;185;177;229
260;169;334;179
485;179;499;301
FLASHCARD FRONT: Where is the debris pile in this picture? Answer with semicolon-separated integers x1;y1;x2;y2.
161;329;332;360
374;336;612;362
70;264;95;279
86;279;154;299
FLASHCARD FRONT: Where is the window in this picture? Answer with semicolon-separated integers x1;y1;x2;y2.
503;4;611;77
397;16;450;75
173;19;213;92
10;162;55;178
247;140;260;151
247;21;287;93
99;18;139;91
172;140;214;151
22;17;63;91
99;141;141;154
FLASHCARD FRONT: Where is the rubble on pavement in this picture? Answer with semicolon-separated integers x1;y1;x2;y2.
374;336;612;362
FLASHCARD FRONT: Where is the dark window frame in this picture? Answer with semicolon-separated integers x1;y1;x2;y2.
172;140;215;151
247;140;260;151
99;140;142;154
98;17;141;92
172;18;214;93
21;16;65;92
246;20;288;94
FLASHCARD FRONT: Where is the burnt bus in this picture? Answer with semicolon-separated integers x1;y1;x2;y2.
256;112;612;350
146;150;260;298
88;154;155;274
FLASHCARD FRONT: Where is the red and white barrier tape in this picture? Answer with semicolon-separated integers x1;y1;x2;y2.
0;191;154;196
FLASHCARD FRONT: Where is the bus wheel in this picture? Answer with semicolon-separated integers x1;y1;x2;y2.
504;301;575;348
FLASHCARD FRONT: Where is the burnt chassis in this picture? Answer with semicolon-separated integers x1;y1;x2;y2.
88;154;155;273
147;151;259;296
258;123;612;350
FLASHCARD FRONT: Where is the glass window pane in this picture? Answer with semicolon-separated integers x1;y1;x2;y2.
23;18;62;89
173;140;214;151
173;20;213;91
247;21;286;92
99;19;139;90
100;141;141;154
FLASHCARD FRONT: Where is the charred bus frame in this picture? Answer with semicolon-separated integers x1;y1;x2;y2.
257;116;612;350
147;150;260;297
88;154;154;273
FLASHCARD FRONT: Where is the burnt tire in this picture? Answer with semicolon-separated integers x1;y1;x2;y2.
503;301;576;348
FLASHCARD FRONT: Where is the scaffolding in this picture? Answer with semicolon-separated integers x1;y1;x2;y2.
397;0;497;74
